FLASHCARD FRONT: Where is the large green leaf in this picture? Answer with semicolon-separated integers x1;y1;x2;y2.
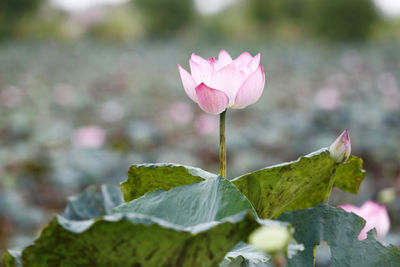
3;177;295;266
115;176;306;266
4;212;259;267
120;163;216;202
119;149;365;220
278;203;400;267
63;184;123;220
113;176;257;226
231;148;365;218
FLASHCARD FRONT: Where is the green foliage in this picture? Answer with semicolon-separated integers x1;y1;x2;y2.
121;148;365;220
279;203;400;266
0;0;41;12
303;0;379;41
114;176;257;226
245;0;380;40
132;0;195;35
63;184;123;220
5;147;398;266
233;149;365;218
333;155;366;193
121;163;217;202
0;0;43;37
247;0;283;24
2;250;21;267
11;213;260;266
88;7;143;41
247;0;303;23
3;176;294;266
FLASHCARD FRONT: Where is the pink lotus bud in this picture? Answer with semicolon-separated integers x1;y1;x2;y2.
73;126;106;148
329;129;351;163
178;50;266;114
339;201;390;240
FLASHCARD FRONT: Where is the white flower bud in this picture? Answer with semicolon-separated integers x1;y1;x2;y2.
329;129;351;163
249;225;291;254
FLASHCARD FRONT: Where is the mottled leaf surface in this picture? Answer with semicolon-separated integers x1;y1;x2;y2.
9;212;262;267
333;155;365;194
3;177;292;267
113;176;257;226
232;149;365;218
120;163;216;202
62;184;123;220
279;203;400;267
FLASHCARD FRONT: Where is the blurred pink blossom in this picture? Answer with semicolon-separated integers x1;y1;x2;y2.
73;126;106;148
339;200;390;240
168;101;194;125
194;114;219;135
178;50;265;114
314;87;341;110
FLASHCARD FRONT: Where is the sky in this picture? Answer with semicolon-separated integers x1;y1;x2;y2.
194;0;237;15
374;0;400;17
51;0;129;13
52;0;400;17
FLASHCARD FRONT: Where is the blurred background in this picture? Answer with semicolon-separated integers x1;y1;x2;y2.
0;0;400;264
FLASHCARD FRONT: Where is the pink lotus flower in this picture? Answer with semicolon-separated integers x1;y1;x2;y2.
329;129;351;163
339;201;390;240
178;50;265;114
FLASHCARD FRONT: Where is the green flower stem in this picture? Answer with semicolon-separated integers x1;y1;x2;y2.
323;164;338;203
219;109;227;178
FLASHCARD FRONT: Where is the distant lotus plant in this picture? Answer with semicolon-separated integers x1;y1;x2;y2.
3;50;400;267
